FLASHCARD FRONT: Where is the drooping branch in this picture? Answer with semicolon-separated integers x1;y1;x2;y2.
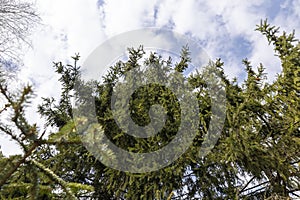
30;160;77;200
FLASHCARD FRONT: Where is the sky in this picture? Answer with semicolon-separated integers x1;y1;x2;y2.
1;0;300;156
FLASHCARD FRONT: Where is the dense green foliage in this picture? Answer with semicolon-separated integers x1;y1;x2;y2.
0;20;299;199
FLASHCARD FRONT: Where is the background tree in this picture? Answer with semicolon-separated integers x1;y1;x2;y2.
0;0;40;63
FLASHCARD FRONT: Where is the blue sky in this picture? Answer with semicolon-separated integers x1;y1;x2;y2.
1;0;300;155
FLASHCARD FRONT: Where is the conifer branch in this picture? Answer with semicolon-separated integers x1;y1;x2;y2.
30;160;77;200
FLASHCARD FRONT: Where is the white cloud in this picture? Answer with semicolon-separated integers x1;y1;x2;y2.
100;0;158;36
18;0;107;128
0;0;107;156
154;0;267;79
2;0;299;156
248;33;281;82
153;0;296;81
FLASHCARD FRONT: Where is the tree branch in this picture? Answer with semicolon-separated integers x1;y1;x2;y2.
30;160;77;200
0;141;39;188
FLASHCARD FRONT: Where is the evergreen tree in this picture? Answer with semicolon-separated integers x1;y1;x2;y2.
0;20;299;199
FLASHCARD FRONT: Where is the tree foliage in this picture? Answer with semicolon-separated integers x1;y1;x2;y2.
0;20;299;199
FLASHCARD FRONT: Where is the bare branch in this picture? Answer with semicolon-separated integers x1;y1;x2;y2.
0;0;40;62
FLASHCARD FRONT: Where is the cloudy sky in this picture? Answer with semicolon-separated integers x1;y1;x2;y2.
1;0;300;155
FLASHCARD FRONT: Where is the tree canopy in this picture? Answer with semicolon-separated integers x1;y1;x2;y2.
0;20;299;199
